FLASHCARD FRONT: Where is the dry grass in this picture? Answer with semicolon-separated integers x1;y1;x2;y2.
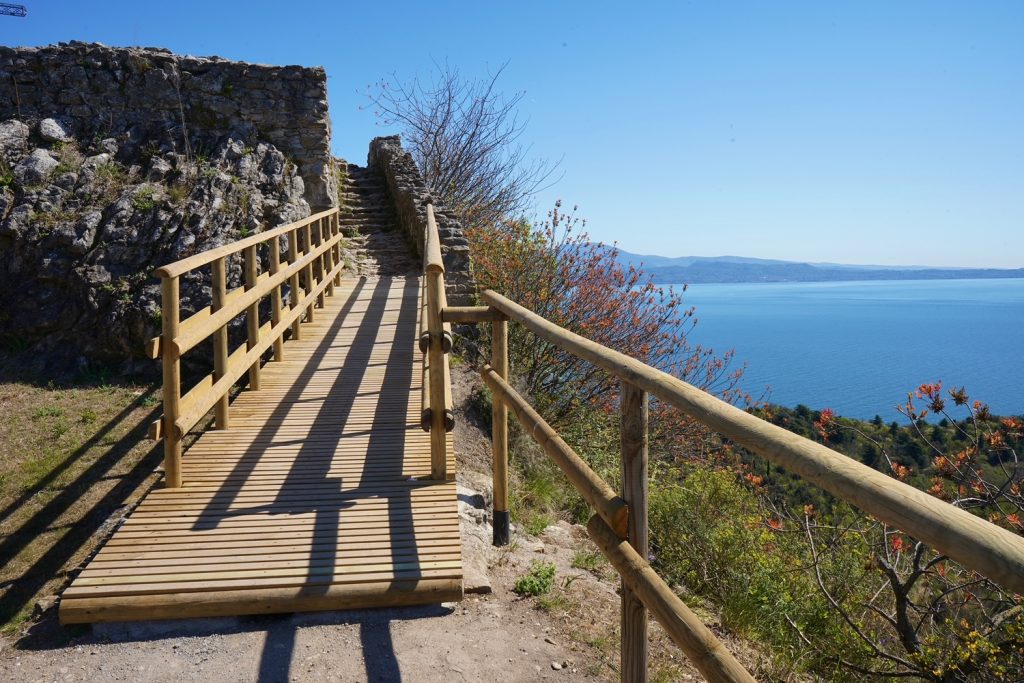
0;379;163;635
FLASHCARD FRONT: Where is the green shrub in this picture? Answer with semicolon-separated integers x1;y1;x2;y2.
513;560;556;596
649;467;870;677
32;406;64;419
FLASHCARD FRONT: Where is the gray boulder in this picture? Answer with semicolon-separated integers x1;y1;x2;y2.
0;119;30;164
13;149;59;186
146;156;173;181
38;117;74;143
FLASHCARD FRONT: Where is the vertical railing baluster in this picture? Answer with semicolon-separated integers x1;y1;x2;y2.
492;315;510;546
302;221;314;323
243;245;261;390
161;275;182;488
324;216;335;297
620;381;650;683
314;218;325;308
211;257;230;429
288;228;301;340
269;237;284;362
333;211;342;285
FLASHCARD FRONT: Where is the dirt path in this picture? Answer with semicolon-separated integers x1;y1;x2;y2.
2;598;599;683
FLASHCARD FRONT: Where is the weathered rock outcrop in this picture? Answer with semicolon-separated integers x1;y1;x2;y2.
0;43;337;367
368;136;476;305
0;125;309;364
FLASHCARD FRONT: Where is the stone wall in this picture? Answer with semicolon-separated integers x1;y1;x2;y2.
0;42;336;210
367;136;475;305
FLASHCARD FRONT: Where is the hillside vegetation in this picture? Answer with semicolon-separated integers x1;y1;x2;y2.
464;202;1024;681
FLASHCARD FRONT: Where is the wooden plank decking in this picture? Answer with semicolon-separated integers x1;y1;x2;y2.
60;276;462;623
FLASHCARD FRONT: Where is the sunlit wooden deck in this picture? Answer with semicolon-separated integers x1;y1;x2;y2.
60;276;461;623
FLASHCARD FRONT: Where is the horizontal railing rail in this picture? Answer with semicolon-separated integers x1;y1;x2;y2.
147;208;343;488
445;289;1024;682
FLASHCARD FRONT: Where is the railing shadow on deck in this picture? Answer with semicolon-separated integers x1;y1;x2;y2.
180;276;429;680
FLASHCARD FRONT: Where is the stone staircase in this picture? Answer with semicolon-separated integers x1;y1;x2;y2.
338;163;420;276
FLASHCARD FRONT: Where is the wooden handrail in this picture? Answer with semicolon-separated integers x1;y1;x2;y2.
421;203;451;479
479;288;1024;594
149;208;342;488
166;236;341;358
460;287;1024;679
154;208;337;279
480;364;629;538
480;333;748;681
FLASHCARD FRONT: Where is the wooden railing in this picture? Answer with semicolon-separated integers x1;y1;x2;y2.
444;289;1024;683
146;208;344;488
418;203;454;480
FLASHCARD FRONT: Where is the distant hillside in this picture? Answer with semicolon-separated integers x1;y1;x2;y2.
616;251;1024;284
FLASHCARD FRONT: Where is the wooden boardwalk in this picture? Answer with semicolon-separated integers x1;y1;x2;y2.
60;277;462;623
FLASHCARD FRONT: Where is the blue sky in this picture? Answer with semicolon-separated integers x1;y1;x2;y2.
5;1;1022;267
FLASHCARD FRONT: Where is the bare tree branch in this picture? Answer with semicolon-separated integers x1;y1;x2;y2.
364;61;561;227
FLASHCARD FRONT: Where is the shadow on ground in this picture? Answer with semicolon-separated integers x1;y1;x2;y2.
18;600;451;683
0;373;164;640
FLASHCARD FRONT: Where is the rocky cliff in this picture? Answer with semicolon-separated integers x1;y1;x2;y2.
0;43;333;367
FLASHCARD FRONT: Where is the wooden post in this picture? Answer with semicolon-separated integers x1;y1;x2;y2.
588;516;756;683
160;276;182;488
480;365;629;539
302;223;314;323
324;216;335;297
243;245;261;390
288;228;301;340
492;318;510;546
426;268;447;480
315;218;326;308
211;257;230;429
621;381;649;683
269;238;284;362
333;212;342;285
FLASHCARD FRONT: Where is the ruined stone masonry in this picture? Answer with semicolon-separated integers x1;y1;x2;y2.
368;135;476;305
0;42;336;210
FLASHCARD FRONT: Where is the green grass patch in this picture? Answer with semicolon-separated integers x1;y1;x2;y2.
513;560;557;597
571;549;604;573
0;380;163;634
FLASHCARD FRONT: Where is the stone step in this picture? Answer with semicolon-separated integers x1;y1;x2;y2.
340;218;395;226
338;192;388;201
339;218;397;227
340;206;394;215
337;164;419;276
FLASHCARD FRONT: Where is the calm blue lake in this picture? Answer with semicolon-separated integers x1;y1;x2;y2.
673;279;1024;421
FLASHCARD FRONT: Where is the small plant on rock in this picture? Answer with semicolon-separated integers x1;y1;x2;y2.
132;185;158;211
0;161;14;188
52;140;84;175
513;560;557;597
